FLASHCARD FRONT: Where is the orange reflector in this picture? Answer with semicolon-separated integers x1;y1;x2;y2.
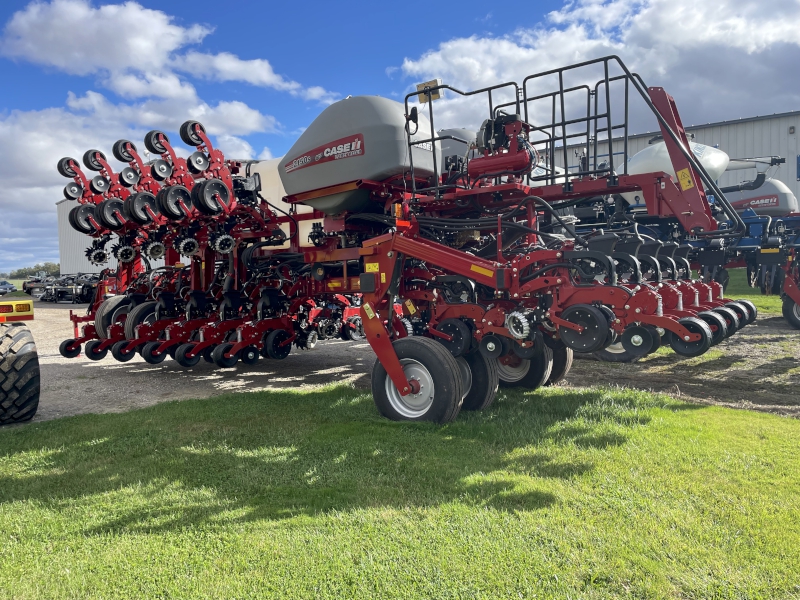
15;304;31;312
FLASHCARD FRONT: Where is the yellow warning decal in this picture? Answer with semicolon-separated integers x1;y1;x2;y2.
380;273;386;283
470;264;494;278
327;281;341;288
676;168;694;191
365;262;380;272
760;248;780;253
364;304;375;319
405;299;417;315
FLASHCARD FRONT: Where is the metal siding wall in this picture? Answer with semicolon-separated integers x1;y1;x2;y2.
552;113;800;199
57;200;164;274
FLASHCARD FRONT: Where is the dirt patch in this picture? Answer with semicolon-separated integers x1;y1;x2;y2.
22;302;800;422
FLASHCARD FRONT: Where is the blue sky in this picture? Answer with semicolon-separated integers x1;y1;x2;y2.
1;0;799;272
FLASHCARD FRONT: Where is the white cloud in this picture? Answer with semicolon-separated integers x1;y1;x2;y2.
258;147;274;160
215;135;255;160
400;0;800;131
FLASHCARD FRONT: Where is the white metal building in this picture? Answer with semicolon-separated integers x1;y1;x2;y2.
553;110;800;196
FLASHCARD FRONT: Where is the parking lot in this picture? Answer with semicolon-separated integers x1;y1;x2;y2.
26;301;800;422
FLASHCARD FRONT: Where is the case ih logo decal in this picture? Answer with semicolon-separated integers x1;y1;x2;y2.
731;195;779;210
284;134;365;173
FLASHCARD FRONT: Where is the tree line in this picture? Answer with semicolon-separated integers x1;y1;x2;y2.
0;262;61;279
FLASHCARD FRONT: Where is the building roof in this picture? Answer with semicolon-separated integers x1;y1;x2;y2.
629;109;800;140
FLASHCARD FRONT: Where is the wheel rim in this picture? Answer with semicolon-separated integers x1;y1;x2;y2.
793;302;800;320
603;341;627;354
385;358;435;418
495;356;530;382
455;356;472;400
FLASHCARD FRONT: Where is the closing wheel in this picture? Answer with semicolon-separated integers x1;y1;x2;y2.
557;304;608;353
212;343;239;368
240;346;260;365
341;316;364;341
141;342;167;365
123;192;159;225
180;120;206;146
118;167;140;188
546;346;573;386
669;317;712;358
64;181;83;200
84;340;108;361
497;344;554;390
187;151;210;174
371;336;463;423
59;339;81;359
175;343;201;368
696;310;728;346
0;323;40;425
112;139;137;163
620;325;654;358
736;299;758;325
111;340;136;362
150;159;173;182
713;306;740;336
144;130;169;154
460;351;499;411
265;329;292;360
82;149;106;171
69;204;96;234
592;342;641;363
96;198;125;230
57;157;78;178
157;185;192;220
193;179;230;215
89;175;110;195
782;296;800;330
725;302;751;328
433;318;471;357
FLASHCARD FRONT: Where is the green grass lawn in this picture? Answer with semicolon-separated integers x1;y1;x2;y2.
723;268;783;315
1;385;798;598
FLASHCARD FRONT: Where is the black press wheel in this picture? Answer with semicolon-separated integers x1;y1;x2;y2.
175;343;201;368
157;186;192;220
69;204;95;234
497;344;554;390
59;339;81;359
96;199;125;230
111;340;136;362
212;343;239;368
83;149;106;171
112;139;137;163
735;299;758;324
180;120;206;146
782;297;800;329
144;130;169;154
669;317;712;358
696;311;728;346
724;302;751;328
141;341;167;365
620;325;655;358
192;179;230;215
545;346;573;386
713;306;740;336
460;350;499;411
557;304;609;353
240;346;260;365
84;340;108;361
124;301;158;339
0;323;40;425
265;330;292;359
371;336;464;423
94;296;132;339
57;157;78;178
433;318;471;357
123;192;159;225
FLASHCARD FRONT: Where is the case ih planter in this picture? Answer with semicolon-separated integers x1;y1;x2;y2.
54;56;758;423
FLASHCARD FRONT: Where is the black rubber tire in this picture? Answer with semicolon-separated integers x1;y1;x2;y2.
175;343;201;367
111;340;136;362
669;317;712;358
112;139;137;163
141;341;167;364
57;157;78;178
64;181;83;200
782;297;800;330
460;350;499;411
371;336;463;423
180;120;206;146
144;130;169;154
0;324;40;424
498;344;554;390
84;339;108;361
94;296;131;339
736;299;758;325
212;343;239;368
713;306;740;336
265;329;292;359
546;346;573;386
96;198;125;230
192;179;229;215
157;186;192;220
124;301;158;339
725;302;751;328
83;149;106;171
59;338;81;358
240;346;260;365
696;310;728;346
123;192;158;225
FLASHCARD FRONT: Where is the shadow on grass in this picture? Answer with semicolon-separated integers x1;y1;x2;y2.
0;385;694;533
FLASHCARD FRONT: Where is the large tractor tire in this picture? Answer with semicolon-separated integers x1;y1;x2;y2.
782;297;800;330
0;323;40;425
